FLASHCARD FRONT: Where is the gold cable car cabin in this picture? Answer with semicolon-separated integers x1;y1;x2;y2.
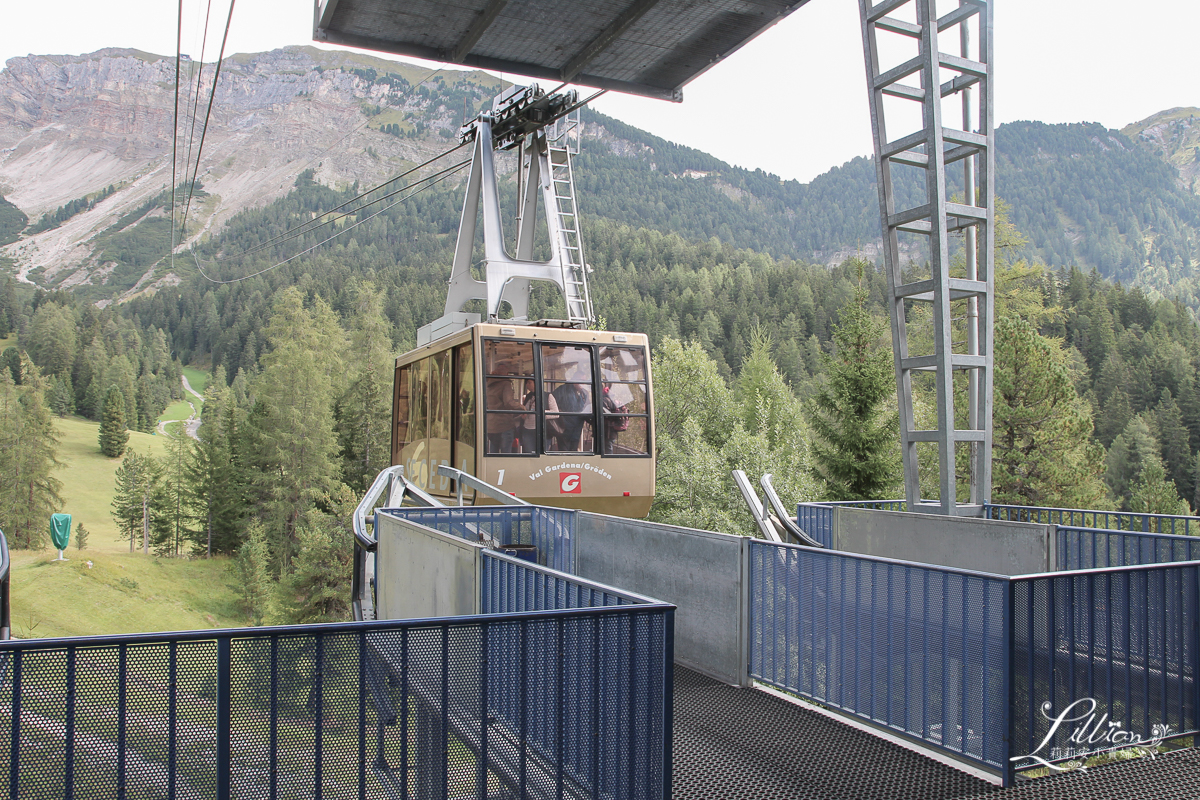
391;324;653;517
389;85;654;516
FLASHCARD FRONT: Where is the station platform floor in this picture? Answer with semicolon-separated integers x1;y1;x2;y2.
672;667;1200;800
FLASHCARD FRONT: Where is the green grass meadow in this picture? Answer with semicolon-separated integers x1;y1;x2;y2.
7;413;248;638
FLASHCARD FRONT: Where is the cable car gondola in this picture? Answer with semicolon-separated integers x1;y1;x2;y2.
389;84;655;516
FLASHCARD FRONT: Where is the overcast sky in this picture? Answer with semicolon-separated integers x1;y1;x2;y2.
2;0;1195;183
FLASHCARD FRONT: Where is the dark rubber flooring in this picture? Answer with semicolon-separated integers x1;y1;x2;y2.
672;667;1200;800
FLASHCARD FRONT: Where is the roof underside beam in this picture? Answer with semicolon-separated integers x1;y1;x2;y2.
313;25;683;101
561;0;662;82
452;0;510;64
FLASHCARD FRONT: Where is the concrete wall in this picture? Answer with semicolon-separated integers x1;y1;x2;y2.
575;513;747;685
833;507;1054;575
376;512;482;620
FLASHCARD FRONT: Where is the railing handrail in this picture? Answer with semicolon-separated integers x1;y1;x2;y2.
732;470;781;542
986;502;1198;527
1013;556;1200;581
352;466;445;621
751;537;1010;582
482;547;661;605
1056;523;1200;543
0;602;676;651
438;464;532;506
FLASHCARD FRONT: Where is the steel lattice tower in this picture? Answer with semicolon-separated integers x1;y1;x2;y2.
859;0;995;515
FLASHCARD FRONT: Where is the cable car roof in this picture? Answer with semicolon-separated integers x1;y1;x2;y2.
313;0;810;102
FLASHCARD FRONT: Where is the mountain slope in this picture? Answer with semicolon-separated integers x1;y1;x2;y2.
2;47;1200;311
0;47;502;296
1124;107;1200;194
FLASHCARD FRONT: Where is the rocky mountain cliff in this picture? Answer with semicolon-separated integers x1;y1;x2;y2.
1124;107;1200;194
0;47;503;296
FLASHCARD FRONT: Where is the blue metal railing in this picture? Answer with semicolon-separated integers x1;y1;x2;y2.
1059;525;1200;570
986;503;1199;536
0;607;673;800
1009;562;1200;781
481;549;654;614
748;530;1200;785
748;540;1010;773
384;505;576;573
478;550;673;800
796;504;835;548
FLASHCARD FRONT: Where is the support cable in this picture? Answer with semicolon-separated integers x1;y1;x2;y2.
224;142;468;260
180;0;237;235
191;160;469;285
181;0;214;203
171;0;183;281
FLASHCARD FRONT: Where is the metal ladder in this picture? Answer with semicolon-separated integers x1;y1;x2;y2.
548;114;594;326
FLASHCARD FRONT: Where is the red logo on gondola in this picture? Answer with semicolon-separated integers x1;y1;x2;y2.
560;473;581;493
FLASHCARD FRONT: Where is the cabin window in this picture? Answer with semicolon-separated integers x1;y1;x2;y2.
392;364;411;465
483;340;534;454
429;349;453;492
406;358;430;487
598;346;650;456
479;339;651;458
541;344;595;453
453;342;476;497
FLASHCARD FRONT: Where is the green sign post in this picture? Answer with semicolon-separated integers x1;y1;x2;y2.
50;513;71;562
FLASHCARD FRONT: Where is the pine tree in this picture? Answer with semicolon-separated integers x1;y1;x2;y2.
248;288;346;566
275;488;356;623
236;522;276;626
1106;416;1159;510
1130;455;1190;521
1152;388;1192;500
151;427;191;557
49;375;74;417
111;450;160;552
992;315;1109;508
74;523;89;551
98;385;129;457
0;358;63;549
806;261;901;501
186;374;244;557
1;347;20;384
335;281;394;491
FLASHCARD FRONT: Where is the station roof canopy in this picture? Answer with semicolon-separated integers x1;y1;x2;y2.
313;1;810;102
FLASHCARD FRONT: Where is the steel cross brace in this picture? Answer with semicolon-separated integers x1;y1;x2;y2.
859;0;995;514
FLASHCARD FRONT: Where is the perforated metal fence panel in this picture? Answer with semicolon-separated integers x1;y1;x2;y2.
481;550;646;614
748;539;1011;775
385;506;576;572
0;608;671;800
795;504;834;548
1009;565;1200;775
1059;526;1200;570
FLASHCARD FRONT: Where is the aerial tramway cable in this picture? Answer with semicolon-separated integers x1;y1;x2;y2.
191;158;470;285
181;0;214;206
180;0;236;234
171;0;184;282
227;141;468;261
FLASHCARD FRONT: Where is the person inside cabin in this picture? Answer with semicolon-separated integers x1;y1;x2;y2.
551;375;592;452
486;367;523;453
602;383;629;453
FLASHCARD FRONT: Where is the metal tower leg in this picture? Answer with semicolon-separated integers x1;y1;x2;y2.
859;0;994;515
